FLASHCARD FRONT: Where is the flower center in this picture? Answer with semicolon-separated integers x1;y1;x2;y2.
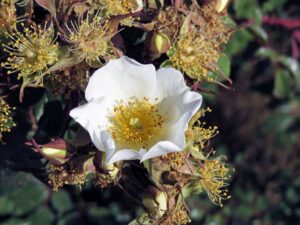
108;98;164;150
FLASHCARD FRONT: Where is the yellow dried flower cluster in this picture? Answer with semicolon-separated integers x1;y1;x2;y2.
96;167;120;188
198;157;231;207
49;63;89;96
150;108;231;208
156;7;184;39
0;0;17;33
166;1;232;82
0;98;15;141
48;164;87;192
1;24;59;82
160;206;190;225
65;15;114;66
94;0;141;17
159;152;186;170
199;1;231;44
168;30;220;81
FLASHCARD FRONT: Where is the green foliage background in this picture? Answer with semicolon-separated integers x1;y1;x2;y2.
1;0;300;224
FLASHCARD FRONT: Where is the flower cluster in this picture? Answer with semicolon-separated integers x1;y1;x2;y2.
168;30;220;81
0;98;15;142
48;63;89;96
93;0;143;17
44;58;232;224
1;24;58;83
65;14;114;66
1;0;235;224
154;1;233;82
0;0;17;34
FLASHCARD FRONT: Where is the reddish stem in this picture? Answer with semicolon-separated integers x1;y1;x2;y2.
262;16;300;29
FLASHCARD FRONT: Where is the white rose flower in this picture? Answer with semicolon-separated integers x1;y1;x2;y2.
70;56;202;164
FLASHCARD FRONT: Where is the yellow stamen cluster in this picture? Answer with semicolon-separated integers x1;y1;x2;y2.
155;7;184;39
48;164;87;191
65;16;113;66
198;157;231;207
199;1;231;44
160;206;190;225
94;0;139;16
159;152;186;170
109;98;164;150
186;108;219;150
0;0;17;34
168;30;220;81
0;98;16;141
1;24;58;81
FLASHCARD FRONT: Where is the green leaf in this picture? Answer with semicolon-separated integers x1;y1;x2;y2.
0;170;48;216
0;198;14;215
33;93;49;121
255;47;277;61
218;55;231;77
225;29;253;56
274;69;292;98
222;15;237;29
29;207;55;225
160;59;173;68
51;190;73;214
263;112;294;134
234;0;260;21
87;205;112;218
250;25;268;43
262;0;287;13
57;212;80;225
278;56;300;77
1;218;29;225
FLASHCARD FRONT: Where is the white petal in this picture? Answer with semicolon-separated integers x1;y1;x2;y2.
85;56;157;102
155;67;188;100
107;149;146;164
100;131;116;160
157;90;202;148
167;112;192;148
158;89;202;124
141;141;181;162
69;98;112;151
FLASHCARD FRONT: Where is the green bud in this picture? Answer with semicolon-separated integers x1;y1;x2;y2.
142;187;167;217
215;0;230;13
150;33;171;54
147;0;164;9
83;157;96;174
41;139;69;165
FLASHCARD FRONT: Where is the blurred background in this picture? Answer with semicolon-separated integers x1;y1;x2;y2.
1;0;300;224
